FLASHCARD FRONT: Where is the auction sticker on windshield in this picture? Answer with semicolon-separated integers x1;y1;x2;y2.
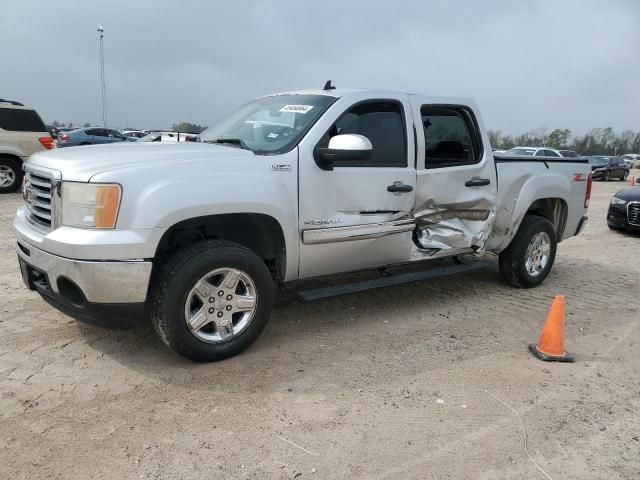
280;105;314;114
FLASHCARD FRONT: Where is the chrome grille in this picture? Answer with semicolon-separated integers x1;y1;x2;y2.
628;202;640;226
23;168;57;231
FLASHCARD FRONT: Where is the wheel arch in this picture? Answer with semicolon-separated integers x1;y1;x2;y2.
0;152;24;165
154;213;287;282
524;197;568;240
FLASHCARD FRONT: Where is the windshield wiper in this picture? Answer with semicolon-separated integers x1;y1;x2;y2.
204;138;250;150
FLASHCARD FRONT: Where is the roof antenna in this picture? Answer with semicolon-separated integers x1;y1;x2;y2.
323;80;336;91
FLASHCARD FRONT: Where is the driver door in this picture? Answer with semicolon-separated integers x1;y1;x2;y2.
297;95;417;278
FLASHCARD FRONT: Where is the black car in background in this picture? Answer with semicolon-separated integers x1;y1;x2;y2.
608;187;640;232
588;156;630;181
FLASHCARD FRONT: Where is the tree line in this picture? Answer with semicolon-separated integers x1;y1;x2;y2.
50;120;91;128
488;127;640;155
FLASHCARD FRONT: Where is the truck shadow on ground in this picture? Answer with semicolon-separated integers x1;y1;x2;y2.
77;254;640;390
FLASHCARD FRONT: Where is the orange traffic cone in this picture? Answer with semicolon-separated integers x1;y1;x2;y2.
529;294;574;362
630;176;636;186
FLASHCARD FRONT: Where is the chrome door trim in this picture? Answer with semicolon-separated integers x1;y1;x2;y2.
302;218;415;245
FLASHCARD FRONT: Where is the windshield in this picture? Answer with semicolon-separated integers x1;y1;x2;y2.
588;156;610;164
198;94;336;154
505;148;535;156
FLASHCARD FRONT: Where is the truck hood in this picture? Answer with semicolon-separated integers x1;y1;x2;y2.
27;142;255;182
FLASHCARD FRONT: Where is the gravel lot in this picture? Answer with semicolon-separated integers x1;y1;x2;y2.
1;180;639;479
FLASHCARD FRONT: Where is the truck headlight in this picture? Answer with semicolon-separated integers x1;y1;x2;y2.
61;182;122;229
610;196;627;206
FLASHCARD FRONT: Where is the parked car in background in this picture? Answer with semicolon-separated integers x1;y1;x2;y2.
588;156;630;181
0;98;55;193
621;154;640;168
501;146;563;157
57;127;136;147
559;149;580;158
122;130;147;139
137;131;197;143
607;187;640;232
46;125;60;139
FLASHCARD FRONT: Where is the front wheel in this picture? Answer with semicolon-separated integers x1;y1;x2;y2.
499;215;557;288
604;171;610;181
621;171;628;181
149;240;275;361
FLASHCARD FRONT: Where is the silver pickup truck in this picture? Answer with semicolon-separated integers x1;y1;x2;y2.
14;87;591;361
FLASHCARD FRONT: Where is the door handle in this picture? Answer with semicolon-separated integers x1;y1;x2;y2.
387;182;413;193
465;178;490;187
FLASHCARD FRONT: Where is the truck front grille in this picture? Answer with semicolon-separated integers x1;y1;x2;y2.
23;169;57;231
628;202;640;226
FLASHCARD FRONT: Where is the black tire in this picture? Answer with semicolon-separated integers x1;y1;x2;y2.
149;240;275;362
0;156;24;194
604;171;610;181
80;142;91;146
498;215;557;288
621;171;628;181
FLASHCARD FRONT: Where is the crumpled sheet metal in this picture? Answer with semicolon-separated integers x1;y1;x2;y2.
413;202;496;251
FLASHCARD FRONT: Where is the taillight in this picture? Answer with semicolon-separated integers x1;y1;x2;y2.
59;133;69;141
38;137;56;150
584;173;592;208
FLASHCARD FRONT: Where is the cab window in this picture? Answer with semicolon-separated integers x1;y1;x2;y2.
420;106;482;167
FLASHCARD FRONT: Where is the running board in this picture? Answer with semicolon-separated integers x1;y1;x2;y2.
297;260;493;302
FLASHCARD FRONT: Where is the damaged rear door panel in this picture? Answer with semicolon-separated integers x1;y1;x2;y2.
408;97;498;257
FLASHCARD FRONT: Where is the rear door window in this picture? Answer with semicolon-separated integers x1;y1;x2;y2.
0;108;47;132
87;128;107;136
421;106;482;167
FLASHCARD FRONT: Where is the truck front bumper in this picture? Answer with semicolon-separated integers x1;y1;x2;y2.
16;241;152;328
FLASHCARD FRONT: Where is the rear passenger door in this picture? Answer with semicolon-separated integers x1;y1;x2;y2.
409;98;497;254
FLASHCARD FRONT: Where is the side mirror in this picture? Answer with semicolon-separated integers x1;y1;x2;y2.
315;134;372;171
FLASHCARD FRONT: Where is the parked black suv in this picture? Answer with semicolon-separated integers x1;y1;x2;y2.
588;156;630;181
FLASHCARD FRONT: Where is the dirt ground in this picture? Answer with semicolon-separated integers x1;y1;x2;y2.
1;180;639;479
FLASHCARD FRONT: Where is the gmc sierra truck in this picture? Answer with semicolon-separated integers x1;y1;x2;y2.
14;87;591;361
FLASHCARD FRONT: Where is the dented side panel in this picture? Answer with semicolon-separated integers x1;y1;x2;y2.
486;160;588;252
409;96;498;256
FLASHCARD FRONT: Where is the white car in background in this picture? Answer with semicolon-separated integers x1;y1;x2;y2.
122;130;147;139
137;131;197;143
500;146;563;158
621;153;640;168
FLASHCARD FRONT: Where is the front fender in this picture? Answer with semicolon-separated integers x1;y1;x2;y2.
92;154;300;281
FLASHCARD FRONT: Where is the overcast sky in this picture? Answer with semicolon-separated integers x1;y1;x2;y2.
1;0;638;134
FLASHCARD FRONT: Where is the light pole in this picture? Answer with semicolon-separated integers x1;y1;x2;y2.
97;26;107;127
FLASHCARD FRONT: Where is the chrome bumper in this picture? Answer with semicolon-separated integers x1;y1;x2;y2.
16;241;152;303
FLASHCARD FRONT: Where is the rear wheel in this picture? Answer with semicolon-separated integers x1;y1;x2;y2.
0;156;23;194
499;215;557;288
150;240;275;362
